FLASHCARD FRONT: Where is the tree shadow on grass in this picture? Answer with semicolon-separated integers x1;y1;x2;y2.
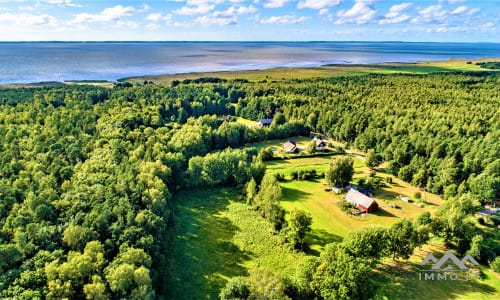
423;200;439;206
305;229;343;256
376;188;402;201
281;186;311;202
165;189;252;300
373;208;398;218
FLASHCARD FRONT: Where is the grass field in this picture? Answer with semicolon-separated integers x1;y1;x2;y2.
234;116;256;126
123;58;500;84
165;188;305;299
165;137;500;299
166;185;500;299
267;155;444;252
245;136;312;151
374;243;500;300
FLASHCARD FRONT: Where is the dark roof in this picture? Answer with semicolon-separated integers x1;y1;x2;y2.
283;140;297;152
259;118;273;125
346;189;377;209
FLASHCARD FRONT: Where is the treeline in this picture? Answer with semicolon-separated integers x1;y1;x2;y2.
476;62;500;70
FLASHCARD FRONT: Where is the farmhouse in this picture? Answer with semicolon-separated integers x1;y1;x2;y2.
283;140;297;153
346;189;378;213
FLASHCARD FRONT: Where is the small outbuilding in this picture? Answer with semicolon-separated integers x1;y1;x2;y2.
314;137;327;151
283;140;297;153
399;195;410;203
346;189;378;213
332;187;342;194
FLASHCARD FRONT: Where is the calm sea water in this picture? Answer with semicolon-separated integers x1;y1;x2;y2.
0;42;499;84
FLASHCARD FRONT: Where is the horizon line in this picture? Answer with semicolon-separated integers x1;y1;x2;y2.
0;40;499;44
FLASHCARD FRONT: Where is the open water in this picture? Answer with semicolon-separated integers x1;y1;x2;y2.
0;41;498;84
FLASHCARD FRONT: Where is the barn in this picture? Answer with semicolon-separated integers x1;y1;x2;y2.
346;189;378;213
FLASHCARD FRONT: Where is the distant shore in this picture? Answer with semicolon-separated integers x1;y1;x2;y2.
120;57;500;84
1;58;499;89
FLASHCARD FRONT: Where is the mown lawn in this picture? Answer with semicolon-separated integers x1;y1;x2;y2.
268;156;444;253
234;116;256;126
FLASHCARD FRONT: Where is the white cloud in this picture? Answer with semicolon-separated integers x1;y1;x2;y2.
70;5;135;24
449;6;479;16
449;6;467;15
297;0;341;10
336;2;376;24
385;2;412;17
44;0;82;7
439;0;465;4
196;15;237;25
139;4;151;12
115;20;139;29
319;8;329;16
0;12;57;27
379;2;412;24
213;5;257;17
260;15;308;24
411;5;447;24
263;0;289;8
146;13;172;22
175;4;214;15
174;0;223;15
479;22;495;29
379;14;410;24
191;4;256;26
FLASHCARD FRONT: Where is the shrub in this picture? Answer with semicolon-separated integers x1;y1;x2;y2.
219;277;250;300
414;191;422;199
490;257;500;273
258;147;274;161
339;200;354;212
274;173;285;182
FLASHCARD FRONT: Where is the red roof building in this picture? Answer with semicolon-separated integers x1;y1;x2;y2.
346;189;378;213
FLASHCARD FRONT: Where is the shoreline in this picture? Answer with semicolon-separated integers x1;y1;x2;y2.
1;57;499;89
119;57;500;84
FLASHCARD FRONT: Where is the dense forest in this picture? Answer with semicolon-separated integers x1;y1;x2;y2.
0;71;498;298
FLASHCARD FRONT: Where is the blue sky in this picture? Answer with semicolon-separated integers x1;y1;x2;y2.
0;0;498;41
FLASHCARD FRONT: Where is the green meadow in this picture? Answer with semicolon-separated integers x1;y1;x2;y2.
166;145;500;299
165;189;306;299
123;58;499;84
